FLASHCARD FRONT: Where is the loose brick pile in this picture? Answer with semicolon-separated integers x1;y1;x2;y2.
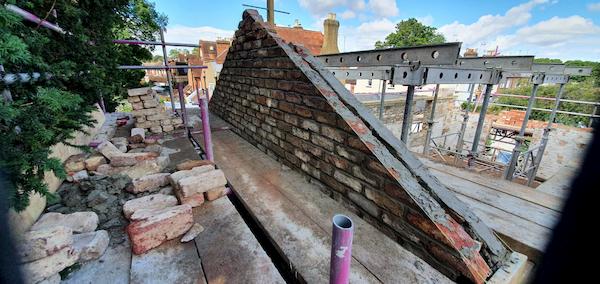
127;87;183;134
123;159;226;255
209;9;510;283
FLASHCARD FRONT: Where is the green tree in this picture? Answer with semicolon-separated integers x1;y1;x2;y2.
168;48;189;59
375;18;446;49
0;0;166;211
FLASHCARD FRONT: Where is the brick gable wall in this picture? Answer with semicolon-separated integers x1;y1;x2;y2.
210;9;510;283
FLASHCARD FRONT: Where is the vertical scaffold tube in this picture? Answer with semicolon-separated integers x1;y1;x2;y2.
330;214;354;284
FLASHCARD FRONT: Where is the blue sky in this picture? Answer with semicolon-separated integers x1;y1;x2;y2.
152;0;600;61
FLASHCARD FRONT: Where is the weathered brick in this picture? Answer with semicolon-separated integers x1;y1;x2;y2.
321;125;346;143
333;170;362;192
347;191;380;217
311;135;334;151
291;127;310;140
127;205;193;254
365;188;404;217
300;119;319;132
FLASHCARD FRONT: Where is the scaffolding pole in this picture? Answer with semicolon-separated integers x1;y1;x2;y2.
504;76;542;180
455;84;475;157
471;83;494;154
423;84;440;154
401;85;416;144
525;82;565;185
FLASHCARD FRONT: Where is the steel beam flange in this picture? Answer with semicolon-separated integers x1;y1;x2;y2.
424;67;499;85
543;74;569;84
326;67;392;81
391;65;425;86
455;56;534;71
564;66;593;76
532;63;565;74
317;42;461;67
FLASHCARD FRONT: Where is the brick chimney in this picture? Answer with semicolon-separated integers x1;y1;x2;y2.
321;13;339;55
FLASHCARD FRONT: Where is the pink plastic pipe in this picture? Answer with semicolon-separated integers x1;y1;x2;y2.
199;93;214;161
330;214;354;284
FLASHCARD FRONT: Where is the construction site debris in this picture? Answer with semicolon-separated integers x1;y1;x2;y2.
32;212;98;234
20;246;78;284
129;127;146;143
72;230;110;262
176;159;215;171
127;204;193;254
122;194;178;219
17;226;73;263
180;223;204;243
128;87;183;134
127;173;170;193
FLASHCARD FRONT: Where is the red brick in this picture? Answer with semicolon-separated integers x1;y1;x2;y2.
127;205;193;254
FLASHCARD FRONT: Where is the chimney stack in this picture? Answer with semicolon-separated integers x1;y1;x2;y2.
321;13;340;55
267;0;274;25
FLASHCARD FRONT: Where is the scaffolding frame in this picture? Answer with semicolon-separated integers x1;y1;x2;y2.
317;46;593;186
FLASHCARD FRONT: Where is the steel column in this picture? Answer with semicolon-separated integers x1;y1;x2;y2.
504;82;540;180
378;80;387;120
526;83;565;184
471;84;494;154
400;85;416;144
423;84;440;154
160;28;176;113
456;84;475;156
177;82;188;130
330;214;354;284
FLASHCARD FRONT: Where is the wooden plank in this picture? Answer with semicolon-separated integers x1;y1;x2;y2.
455;194;550;262
193;197;284;283
210;127;452;284
487;252;529;284
130;239;206;284
63;241;131;284
536;167;576;198
429;169;560;229
420;158;564;212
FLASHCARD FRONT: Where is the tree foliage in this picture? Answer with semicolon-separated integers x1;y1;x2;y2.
0;0;166;211
375;18;445;49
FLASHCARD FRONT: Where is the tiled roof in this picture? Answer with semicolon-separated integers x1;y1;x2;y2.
273;26;324;55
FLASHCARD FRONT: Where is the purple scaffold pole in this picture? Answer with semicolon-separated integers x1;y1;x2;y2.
199;93;214;161
330;214;354;284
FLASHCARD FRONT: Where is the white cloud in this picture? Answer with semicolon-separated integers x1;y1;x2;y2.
438;0;547;45
153;25;234;55
367;0;399;17
297;0;366;17
416;15;434;26
340;10;357;19
588;2;600;11
339;18;396;51
491;15;600;49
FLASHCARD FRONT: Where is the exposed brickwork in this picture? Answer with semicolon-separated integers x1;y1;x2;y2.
210;9;508;283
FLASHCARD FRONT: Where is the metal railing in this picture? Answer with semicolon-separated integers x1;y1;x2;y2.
511;144;542;180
